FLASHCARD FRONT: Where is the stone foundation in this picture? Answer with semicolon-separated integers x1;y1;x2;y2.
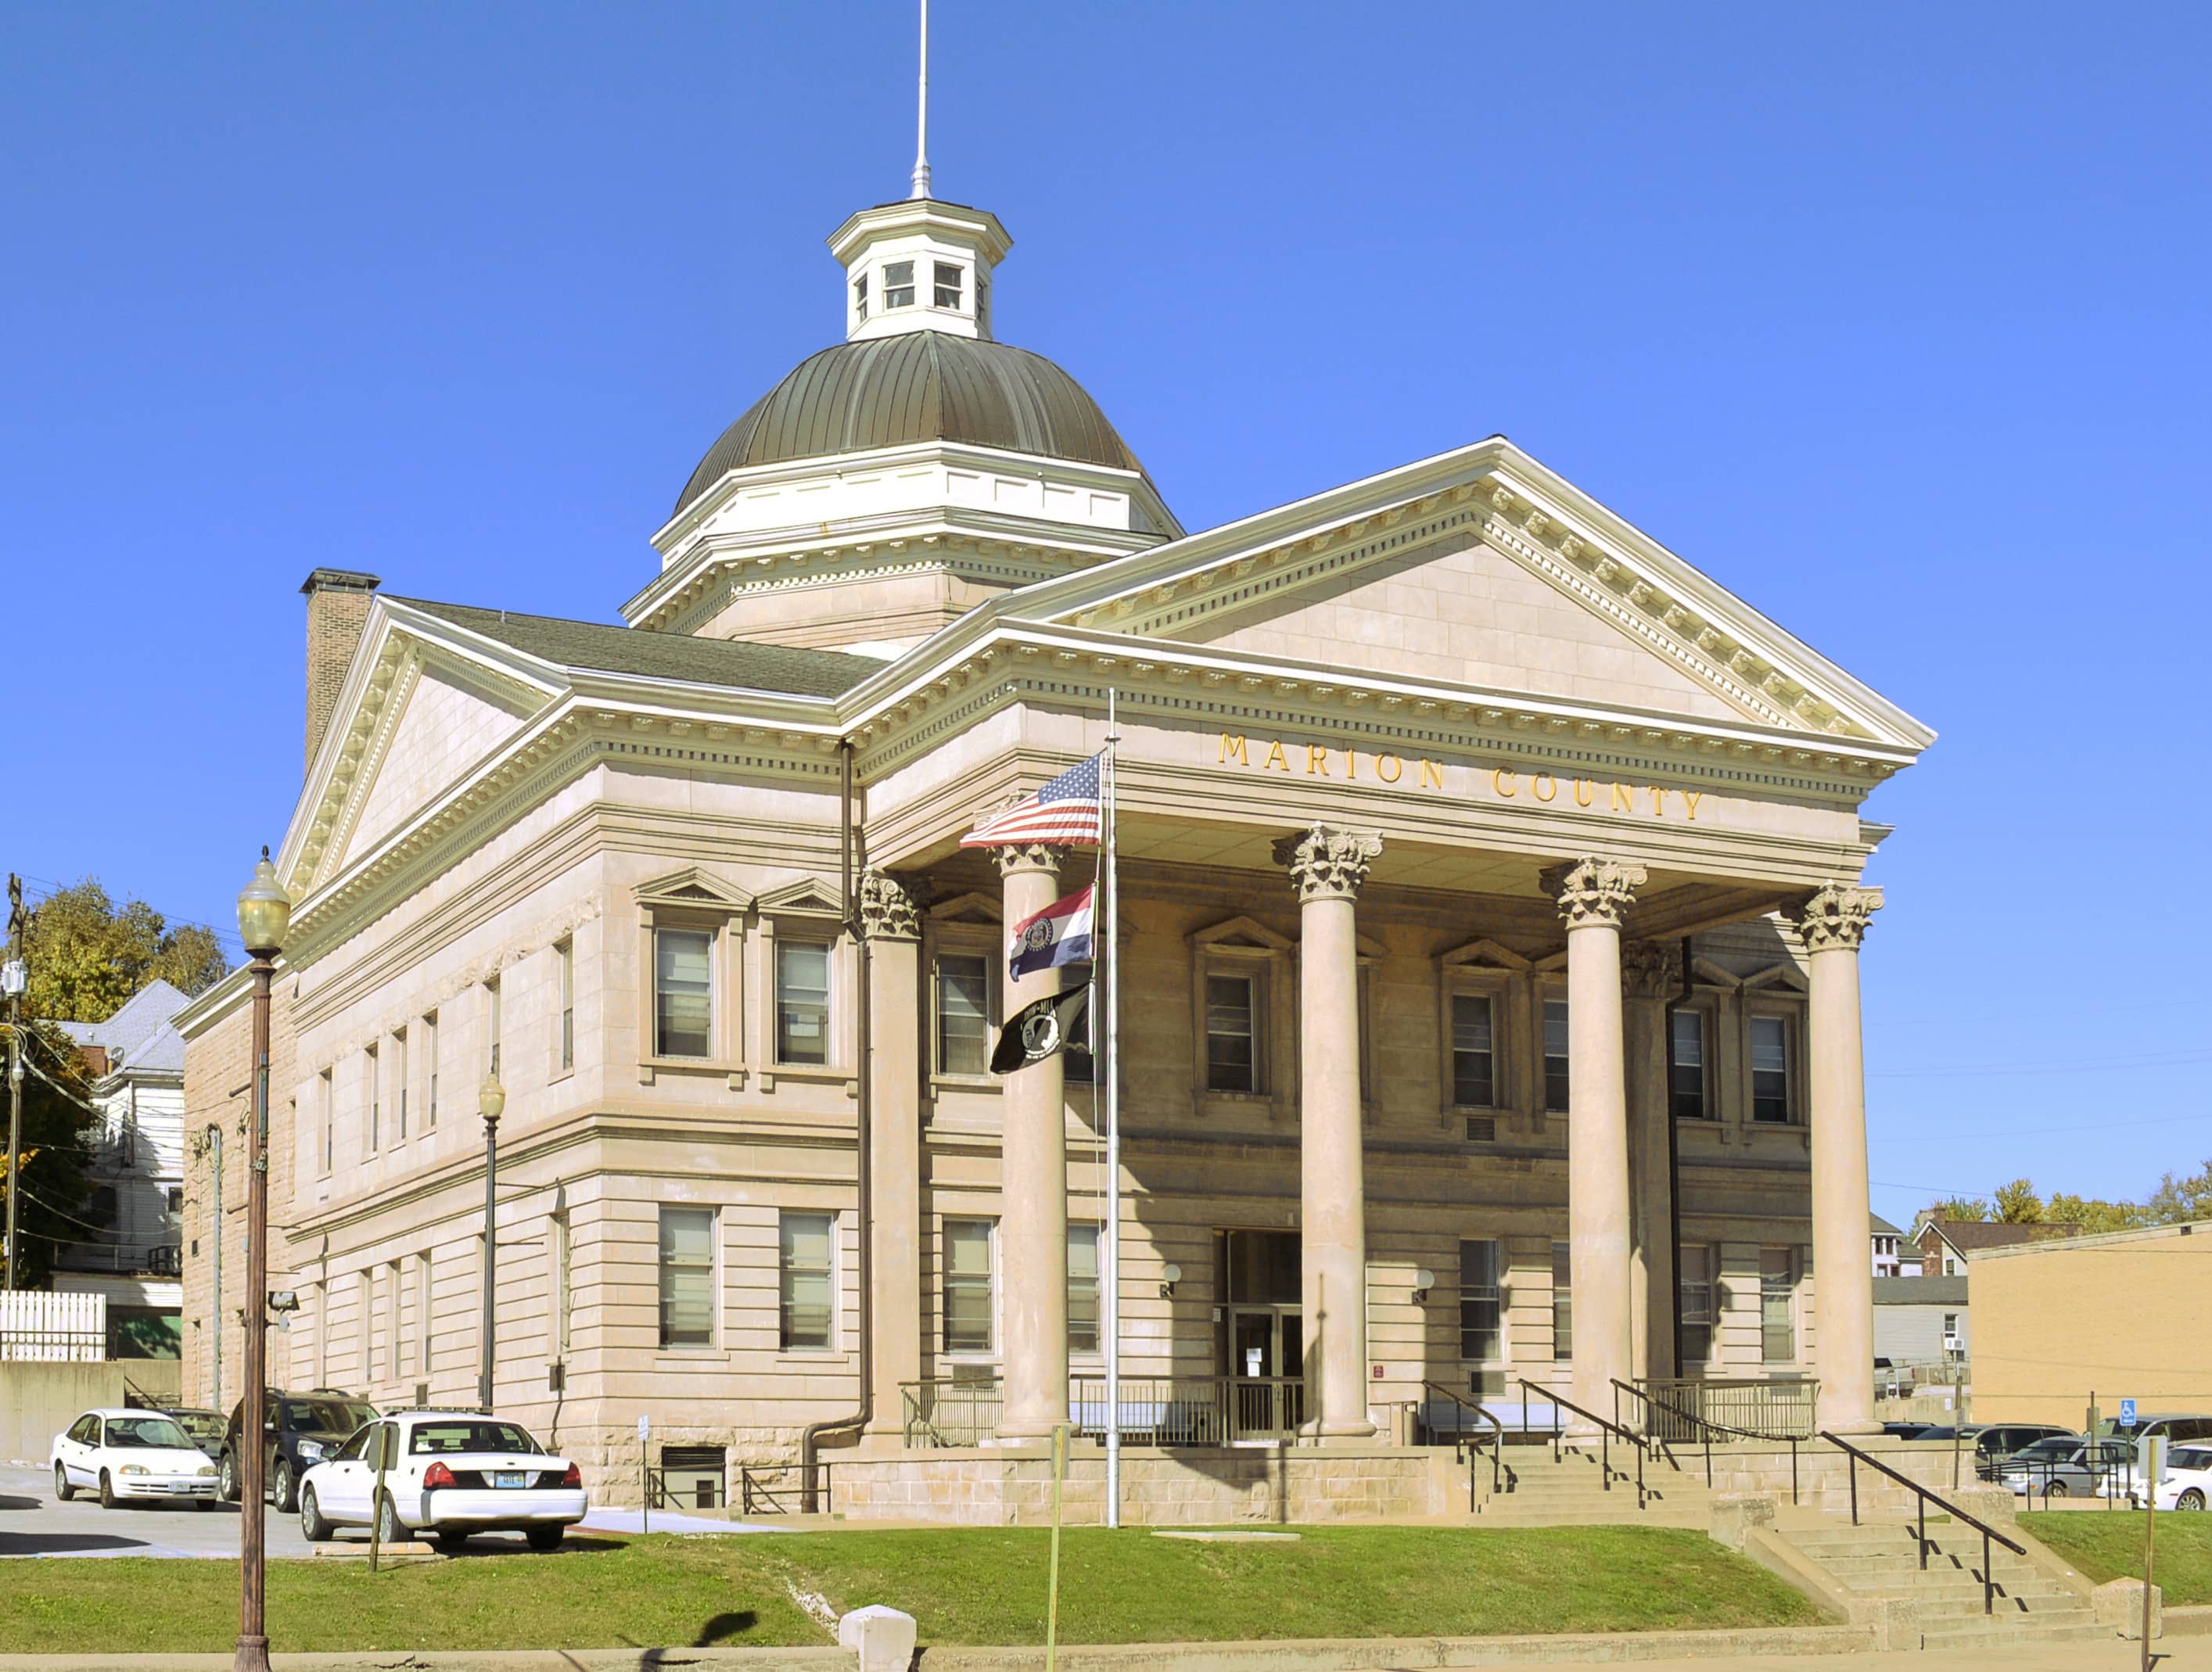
829;1443;1458;1526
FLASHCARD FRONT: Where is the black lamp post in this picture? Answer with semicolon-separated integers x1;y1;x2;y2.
233;849;289;1672
477;1069;505;1412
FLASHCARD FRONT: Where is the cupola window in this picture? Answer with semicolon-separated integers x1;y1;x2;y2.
853;274;867;323
933;262;964;310
884;260;916;308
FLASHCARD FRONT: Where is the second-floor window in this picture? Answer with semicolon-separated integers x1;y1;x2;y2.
1451;993;1495;1107
776;940;831;1065
556;938;574;1071
1751;1016;1792;1123
393;1028;408;1140
1543;999;1571;1112
484;977;502;1080
1205;974;1256;1093
654;928;713;1059
1670;1009;1710;1119
319;1068;333;1174
935;953;988;1075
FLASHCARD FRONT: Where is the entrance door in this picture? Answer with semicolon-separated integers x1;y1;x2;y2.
1228;1306;1303;1438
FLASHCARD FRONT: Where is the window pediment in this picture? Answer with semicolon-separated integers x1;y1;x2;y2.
634;866;752;916
928;892;1003;927
1187;914;1293;956
1740;963;1810;995
756;877;846;920
1439;937;1530;973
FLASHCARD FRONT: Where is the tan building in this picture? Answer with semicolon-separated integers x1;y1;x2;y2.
174;172;1933;1520
1969;1222;2212;1429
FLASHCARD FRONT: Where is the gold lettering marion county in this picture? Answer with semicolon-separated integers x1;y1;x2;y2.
1215;735;1702;820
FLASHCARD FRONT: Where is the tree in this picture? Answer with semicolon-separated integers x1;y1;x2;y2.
1924;1196;1988;1224
2146;1161;2212;1225
0;1020;102;1290
2043;1193;2148;1236
19;878;229;1024
1992;1179;2044;1223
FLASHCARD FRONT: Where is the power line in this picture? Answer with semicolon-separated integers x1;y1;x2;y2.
13;872;246;957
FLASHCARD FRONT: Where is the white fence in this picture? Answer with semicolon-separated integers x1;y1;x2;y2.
0;1290;106;1361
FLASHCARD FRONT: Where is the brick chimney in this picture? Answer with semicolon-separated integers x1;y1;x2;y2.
301;569;382;773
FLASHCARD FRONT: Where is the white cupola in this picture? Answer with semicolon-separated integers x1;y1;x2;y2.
828;199;1011;343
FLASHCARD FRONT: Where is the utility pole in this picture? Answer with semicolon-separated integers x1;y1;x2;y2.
4;873;29;1291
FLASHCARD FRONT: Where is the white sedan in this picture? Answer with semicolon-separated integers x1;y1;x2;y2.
2117;1444;2212;1510
51;1408;221;1508
297;1410;587;1550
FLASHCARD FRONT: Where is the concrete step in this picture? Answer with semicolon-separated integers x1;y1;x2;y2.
1918;1619;2110;1649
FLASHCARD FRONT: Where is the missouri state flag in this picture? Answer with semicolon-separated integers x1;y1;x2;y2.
1006;884;1095;981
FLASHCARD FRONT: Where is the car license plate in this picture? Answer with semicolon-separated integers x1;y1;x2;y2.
495;1471;526;1489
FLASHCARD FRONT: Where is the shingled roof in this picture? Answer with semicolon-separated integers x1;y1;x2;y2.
394;599;881;699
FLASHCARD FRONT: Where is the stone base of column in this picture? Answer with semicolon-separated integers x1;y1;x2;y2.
1299;1418;1377;1444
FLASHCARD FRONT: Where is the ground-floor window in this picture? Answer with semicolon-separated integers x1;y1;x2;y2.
1550;1240;1572;1362
778;1211;835;1351
1460;1239;1502;1394
1542;1000;1571;1111
659;1207;716;1349
942;1218;996;1356
1068;1223;1100;1353
1760;1247;1796;1363
1679;1245;1715;1368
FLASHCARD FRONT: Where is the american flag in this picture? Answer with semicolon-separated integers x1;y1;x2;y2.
961;753;1105;848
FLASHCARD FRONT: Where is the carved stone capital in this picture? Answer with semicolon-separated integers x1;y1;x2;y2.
1545;856;1647;931
856;870;923;942
1790;883;1883;953
1620;939;1682;1001
1273;823;1384;904
992;843;1064;878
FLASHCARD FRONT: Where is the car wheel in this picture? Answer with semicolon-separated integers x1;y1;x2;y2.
53;1463;74;1503
2046;1480;2070;1498
2181;1489;2207;1512
273;1462;296;1515
525;1526;563;1552
299;1484;334;1542
99;1471;117;1509
436;1529;470;1552
375;1491;405;1546
217;1451;240;1503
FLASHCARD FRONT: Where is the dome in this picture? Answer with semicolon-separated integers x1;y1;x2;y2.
674;331;1147;518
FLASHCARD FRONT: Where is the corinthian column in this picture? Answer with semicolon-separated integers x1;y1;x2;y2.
1274;823;1384;1441
1621;939;1681;1383
1791;883;1883;1436
994;843;1068;1439
1546;856;1646;1419
858;871;924;1442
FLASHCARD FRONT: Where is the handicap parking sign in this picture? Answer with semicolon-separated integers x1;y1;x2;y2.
2120;1398;2138;1428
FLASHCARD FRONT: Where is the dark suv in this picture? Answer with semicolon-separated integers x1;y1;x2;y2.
218;1389;379;1513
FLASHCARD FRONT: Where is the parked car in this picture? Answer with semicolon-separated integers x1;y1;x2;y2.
50;1408;220;1509
1881;1422;1936;1437
1970;1423;2076;1480
1997;1435;2136;1498
163;1407;228;1458
296;1410;587;1551
2095;1413;2212;1447
218;1389;379;1513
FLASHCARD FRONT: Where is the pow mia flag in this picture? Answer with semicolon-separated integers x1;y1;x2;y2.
990;983;1091;1075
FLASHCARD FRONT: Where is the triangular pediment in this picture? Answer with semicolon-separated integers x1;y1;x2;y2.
1189;914;1293;953
757;877;845;919
1001;440;1933;752
1440;937;1532;972
928;892;1002;925
634;866;753;913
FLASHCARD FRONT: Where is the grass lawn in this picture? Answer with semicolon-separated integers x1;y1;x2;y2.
2021;1510;2212;1606
0;1525;1824;1654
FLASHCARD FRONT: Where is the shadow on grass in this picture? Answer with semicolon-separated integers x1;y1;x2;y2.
695;1610;759;1645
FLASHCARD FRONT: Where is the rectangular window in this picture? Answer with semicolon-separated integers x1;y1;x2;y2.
659;1207;716;1349
976;277;989;334
1551;1240;1574;1362
1760;1247;1795;1363
852;273;867;323
1068;1223;1101;1354
883;260;914;308
365;1044;379;1153
776;940;832;1065
484;978;502;1080
1751;1017;1791;1123
942;1218;995;1355
654;928;713;1059
393;1028;408;1140
358;1268;374;1384
1669;1009;1709;1119
418;1252;434;1376
935;953;988;1075
320;1068;334;1175
1459;1238;1502;1365
1543;999;1571;1112
557;938;575;1071
386;1259;402;1379
778;1211;835;1351
1679;1245;1714;1368
933;261;964;309
1205;974;1257;1093
1451;993;1495;1107
423;1011;439;1128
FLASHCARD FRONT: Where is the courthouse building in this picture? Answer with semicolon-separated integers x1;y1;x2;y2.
175;169;1932;1520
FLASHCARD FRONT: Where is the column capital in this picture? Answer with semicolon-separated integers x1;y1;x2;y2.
1620;938;1682;1001
1273;823;1384;903
1791;883;1883;953
1544;856;1648;930
992;843;1064;878
856;870;924;942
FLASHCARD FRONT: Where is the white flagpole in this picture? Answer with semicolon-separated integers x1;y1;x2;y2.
1103;689;1122;1528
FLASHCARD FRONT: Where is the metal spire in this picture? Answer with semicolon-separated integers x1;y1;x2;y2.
909;0;932;200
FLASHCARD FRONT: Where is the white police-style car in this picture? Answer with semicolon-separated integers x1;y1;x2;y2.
296;1409;587;1550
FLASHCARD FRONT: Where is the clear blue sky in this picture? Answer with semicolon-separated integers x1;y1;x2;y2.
4;2;2205;1220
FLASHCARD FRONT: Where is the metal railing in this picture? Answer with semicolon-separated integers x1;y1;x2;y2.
1821;1430;2027;1617
1519;1379;1664;1509
902;1375;1312;1448
1615;1378;1798;1504
1419;1380;1503;1508
901;1378;1006;1448
737;1465;820;1516
1634;1376;1819;1440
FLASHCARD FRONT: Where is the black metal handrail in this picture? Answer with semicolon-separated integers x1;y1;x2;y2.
1614;1378;1798;1504
1420;1380;1503;1508
736;1464;825;1516
1521;1379;1652;1509
1821;1430;2026;1617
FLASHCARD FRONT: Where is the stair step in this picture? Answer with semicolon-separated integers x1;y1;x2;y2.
1918;1620;2110;1649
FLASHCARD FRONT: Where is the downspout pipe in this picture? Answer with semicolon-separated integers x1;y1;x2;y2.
800;739;871;1511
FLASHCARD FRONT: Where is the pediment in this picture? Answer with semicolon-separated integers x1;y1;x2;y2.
757;877;845;919
1007;441;1933;753
928;891;1002;925
634;866;753;914
1439;937;1532;972
1189;914;1293;953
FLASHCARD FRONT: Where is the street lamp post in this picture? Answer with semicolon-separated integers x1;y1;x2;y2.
233;849;289;1672
477;1070;505;1413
